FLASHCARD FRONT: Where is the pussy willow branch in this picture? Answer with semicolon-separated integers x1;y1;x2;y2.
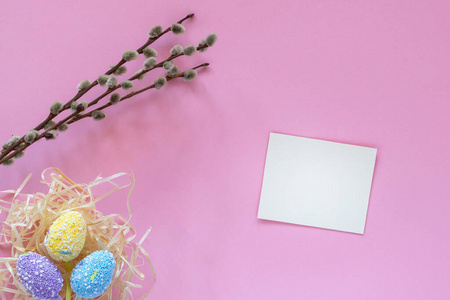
69;63;209;123
62;13;194;111
81;43;210;115
0;40;211;165
57;43;209;131
0;63;209;165
0;13;195;160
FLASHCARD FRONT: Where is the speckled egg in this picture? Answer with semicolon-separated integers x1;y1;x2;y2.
17;252;63;300
70;250;116;299
44;211;86;262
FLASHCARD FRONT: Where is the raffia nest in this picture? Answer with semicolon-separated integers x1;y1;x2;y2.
0;168;155;300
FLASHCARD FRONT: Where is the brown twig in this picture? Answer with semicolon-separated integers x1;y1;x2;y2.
63;43;210;127
0;63;209;165
69;63;209;123
86;43;210;108
0;13;196;163
1;15;218;167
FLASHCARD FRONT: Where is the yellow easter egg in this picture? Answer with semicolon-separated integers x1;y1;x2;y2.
44;211;86;262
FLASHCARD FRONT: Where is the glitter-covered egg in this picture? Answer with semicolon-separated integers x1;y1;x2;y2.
70;250;116;299
45;211;86;262
17;252;63;300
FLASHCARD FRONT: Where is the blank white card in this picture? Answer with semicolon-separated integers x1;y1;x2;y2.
257;133;377;234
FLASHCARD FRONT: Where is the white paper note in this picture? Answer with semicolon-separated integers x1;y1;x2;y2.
257;133;377;234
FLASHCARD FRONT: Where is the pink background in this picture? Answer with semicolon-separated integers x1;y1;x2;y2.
1;1;449;299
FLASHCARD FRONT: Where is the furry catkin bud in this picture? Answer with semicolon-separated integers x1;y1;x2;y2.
143;57;157;70
98;75;110;86
70;101;79;112
121;80;134;90
77;101;88;112
122;50;139;61
171;23;185;35
106;75;118;88
70;101;87;112
135;69;146;80
58;124;69;132
167;66;179;77
143;47;158;58
77;79;91;91
170;45;183;55
183;45;196;56
50;101;63;114
45;130;58;140
183;69;197;81
10;136;20;144
149;25;163;38
4;136;21;150
2;159;14;166
14;151;25;159
24;130;38;144
114;65;127;76
198;40;208;52
92;110;106;121
154;77;167;89
163;61;174;71
44;121;56;130
205;33;218;47
110;93;121;104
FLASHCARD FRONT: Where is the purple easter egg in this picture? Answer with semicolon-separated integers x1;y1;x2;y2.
17;252;63;300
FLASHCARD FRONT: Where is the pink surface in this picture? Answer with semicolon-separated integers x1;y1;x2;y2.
0;1;449;299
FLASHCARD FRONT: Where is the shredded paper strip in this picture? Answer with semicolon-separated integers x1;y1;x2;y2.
0;168;155;300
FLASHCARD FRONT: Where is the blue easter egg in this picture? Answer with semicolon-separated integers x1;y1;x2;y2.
17;252;63;300
70;250;115;299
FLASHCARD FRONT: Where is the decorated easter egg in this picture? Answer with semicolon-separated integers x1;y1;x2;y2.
70;250;116;299
17;252;63;300
45;211;86;262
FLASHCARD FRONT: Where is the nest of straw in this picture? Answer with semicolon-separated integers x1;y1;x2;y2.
0;168;155;300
